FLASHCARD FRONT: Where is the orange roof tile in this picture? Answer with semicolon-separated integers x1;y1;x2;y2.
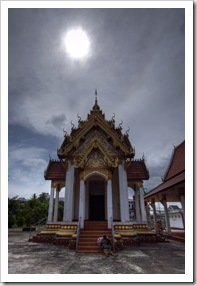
144;171;185;199
127;160;149;180
44;159;149;181
44;160;66;180
164;141;185;180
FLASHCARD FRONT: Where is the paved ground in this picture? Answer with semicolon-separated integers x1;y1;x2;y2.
8;229;185;275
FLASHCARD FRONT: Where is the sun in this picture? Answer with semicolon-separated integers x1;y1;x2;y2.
64;28;90;59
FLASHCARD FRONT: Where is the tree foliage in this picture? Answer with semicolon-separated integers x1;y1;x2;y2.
8;193;61;228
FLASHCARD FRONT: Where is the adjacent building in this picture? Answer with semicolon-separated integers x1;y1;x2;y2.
144;141;185;233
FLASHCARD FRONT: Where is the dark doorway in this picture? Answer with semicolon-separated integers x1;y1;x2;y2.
89;195;105;221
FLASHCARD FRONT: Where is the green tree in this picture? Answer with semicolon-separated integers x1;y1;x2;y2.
8;193;49;228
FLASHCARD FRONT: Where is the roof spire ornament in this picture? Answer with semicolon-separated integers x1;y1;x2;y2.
125;127;130;137
93;89;100;111
118;120;123;130
95;89;98;104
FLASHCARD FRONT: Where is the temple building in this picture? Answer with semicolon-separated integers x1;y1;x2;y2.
144;141;185;234
44;95;149;229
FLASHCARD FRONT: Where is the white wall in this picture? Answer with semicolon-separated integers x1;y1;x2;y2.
169;212;184;228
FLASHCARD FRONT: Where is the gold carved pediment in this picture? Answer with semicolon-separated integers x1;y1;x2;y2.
85;151;106;169
58;102;135;159
71;131;120;168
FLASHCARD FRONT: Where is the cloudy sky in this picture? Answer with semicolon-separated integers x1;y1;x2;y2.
7;5;186;199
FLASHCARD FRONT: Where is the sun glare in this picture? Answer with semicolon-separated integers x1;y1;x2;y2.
64;28;90;59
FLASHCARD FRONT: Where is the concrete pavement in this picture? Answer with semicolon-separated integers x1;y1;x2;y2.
8;229;185;276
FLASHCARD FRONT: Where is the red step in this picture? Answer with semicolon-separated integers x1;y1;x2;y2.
77;221;112;253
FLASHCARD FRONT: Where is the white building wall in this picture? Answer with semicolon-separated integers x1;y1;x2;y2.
169;212;184;228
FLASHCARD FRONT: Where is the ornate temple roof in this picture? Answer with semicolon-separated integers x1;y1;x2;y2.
57;96;135;165
45;93;149;181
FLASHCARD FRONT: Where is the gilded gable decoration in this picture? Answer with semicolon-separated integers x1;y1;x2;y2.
58;98;135;161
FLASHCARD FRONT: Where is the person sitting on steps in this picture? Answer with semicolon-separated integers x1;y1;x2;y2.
101;235;116;256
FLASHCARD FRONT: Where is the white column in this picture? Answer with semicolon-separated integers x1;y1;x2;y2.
107;179;113;228
47;185;54;222
122;163;130;221
162;196;171;235
78;179;85;228
53;188;59;222
63;187;67;221
135;188;141;222
63;160;74;222
145;201;150;227
140;188;147;222
180;195;185;227
118;161;129;222
151;199;157;231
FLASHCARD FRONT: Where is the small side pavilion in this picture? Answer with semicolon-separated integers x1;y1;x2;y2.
144;141;185;235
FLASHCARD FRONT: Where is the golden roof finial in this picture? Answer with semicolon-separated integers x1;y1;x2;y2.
93;89;100;111
95;89;98;104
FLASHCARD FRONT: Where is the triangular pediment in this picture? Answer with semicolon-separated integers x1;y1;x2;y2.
71;130;120;168
58;98;135;160
85;151;107;169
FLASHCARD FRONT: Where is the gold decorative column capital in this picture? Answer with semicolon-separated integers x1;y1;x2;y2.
108;170;112;180
51;180;65;189
134;181;143;191
80;171;84;181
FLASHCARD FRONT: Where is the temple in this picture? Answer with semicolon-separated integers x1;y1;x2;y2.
30;97;185;250
44;95;149;229
34;95;156;252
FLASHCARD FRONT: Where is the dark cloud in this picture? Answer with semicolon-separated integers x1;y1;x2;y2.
7;7;185;198
46;114;67;129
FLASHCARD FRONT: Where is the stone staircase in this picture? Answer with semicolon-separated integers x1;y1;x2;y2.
76;221;112;253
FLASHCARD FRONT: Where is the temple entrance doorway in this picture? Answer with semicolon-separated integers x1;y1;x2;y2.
89;195;105;220
88;177;106;221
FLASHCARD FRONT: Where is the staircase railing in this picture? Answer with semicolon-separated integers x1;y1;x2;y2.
29;216;47;240
76;217;81;249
